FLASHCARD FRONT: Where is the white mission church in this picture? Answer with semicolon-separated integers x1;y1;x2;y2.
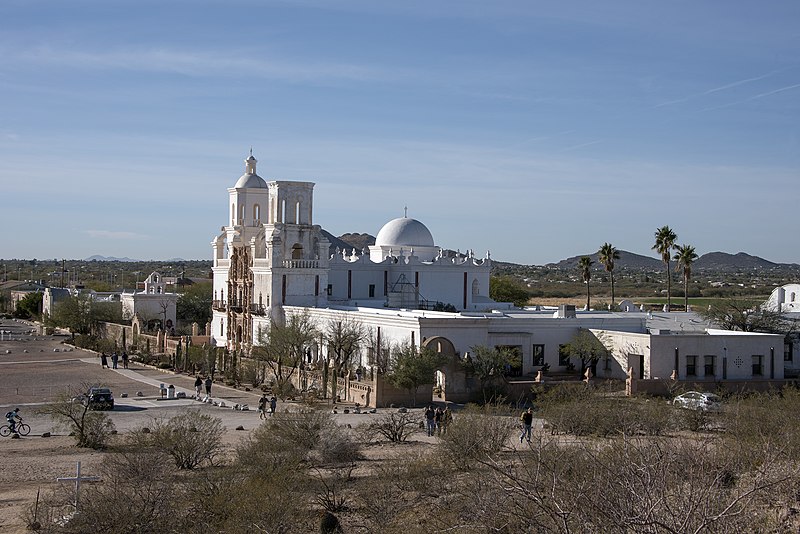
210;154;787;403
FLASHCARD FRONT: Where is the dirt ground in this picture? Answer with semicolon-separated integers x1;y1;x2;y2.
0;318;458;533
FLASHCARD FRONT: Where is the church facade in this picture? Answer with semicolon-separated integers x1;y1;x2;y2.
210;154;495;353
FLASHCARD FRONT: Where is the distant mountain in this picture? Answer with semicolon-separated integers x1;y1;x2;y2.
84;255;140;262
322;230;376;255
542;250;797;272
338;232;376;251
547;250;662;271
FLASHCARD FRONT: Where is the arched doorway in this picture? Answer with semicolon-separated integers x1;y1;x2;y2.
422;336;463;402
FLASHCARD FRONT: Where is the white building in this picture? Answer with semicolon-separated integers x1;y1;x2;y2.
764;283;800;376
210;154;790;398
120;271;177;331
210;154;496;351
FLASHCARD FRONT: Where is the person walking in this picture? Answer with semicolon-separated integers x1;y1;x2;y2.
100;352;109;369
434;407;444;435
440;406;452;435
194;376;203;399
520;407;534;443
258;394;268;420
269;395;277;416
111;352;119;369
121;351;129;369
424;406;436;437
204;376;213;398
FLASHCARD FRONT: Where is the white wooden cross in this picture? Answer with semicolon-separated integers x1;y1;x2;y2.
57;461;100;511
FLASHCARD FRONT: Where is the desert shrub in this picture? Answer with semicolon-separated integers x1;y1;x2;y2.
677;404;712;432
235;424;307;476
439;404;516;469
237;410;357;470
361;411;419;443
270;410;332;451
538;385;674;437
37;388;116;449
722;388;800;461
129;410;224;469
184;467;311;533
315;425;361;465
63;451;183;533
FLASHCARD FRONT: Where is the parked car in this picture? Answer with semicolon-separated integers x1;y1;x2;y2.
672;391;721;412
75;387;115;410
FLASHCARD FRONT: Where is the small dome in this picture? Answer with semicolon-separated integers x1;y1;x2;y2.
234;153;268;188
234;172;267;189
375;217;434;248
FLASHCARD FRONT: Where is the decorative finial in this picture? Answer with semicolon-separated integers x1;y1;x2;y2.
249;146;253;157
404;206;408;218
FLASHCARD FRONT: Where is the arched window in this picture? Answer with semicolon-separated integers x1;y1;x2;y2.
231;203;235;225
295;201;301;224
791;292;796;302
253;204;261;223
292;243;303;259
472;278;480;296
239;204;245;224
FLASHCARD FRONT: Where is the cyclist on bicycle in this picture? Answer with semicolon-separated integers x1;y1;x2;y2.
5;408;21;433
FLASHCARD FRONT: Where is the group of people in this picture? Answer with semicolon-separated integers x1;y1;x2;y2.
257;394;278;419
100;351;128;369
194;375;214;399
423;405;453;437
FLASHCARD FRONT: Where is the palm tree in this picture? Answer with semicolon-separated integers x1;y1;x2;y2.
597;243;620;309
673;244;698;312
652;226;677;311
578;256;594;311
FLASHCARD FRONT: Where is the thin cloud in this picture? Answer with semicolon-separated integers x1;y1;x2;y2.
655;66;796;108
559;140;603;152
11;45;407;84
699;82;800;112
703;68;790;95
85;230;149;240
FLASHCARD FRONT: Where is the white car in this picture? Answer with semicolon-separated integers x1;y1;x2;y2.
672;391;721;411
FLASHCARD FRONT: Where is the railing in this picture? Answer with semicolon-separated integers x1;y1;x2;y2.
282;259;320;269
212;300;226;311
250;304;267;316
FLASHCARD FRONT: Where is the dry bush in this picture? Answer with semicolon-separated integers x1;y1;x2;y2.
360;411;420;443
438;404;516;469
184;467;313;534
25;450;184;534
127;410;224;469
315;425;361;465
539;385;675;437
37;387;116;449
237;410;360;470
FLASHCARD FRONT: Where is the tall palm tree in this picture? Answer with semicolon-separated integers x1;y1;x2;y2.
652;226;677;311
578;256;594;311
597;243;620;309
673;244;698;312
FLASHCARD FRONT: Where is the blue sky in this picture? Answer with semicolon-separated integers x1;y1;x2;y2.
1;0;798;265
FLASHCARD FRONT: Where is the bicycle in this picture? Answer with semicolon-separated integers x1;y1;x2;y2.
1;419;31;437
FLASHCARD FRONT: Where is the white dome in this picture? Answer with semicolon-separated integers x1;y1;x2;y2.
234;172;267;189
375;217;434;247
234;154;268;188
